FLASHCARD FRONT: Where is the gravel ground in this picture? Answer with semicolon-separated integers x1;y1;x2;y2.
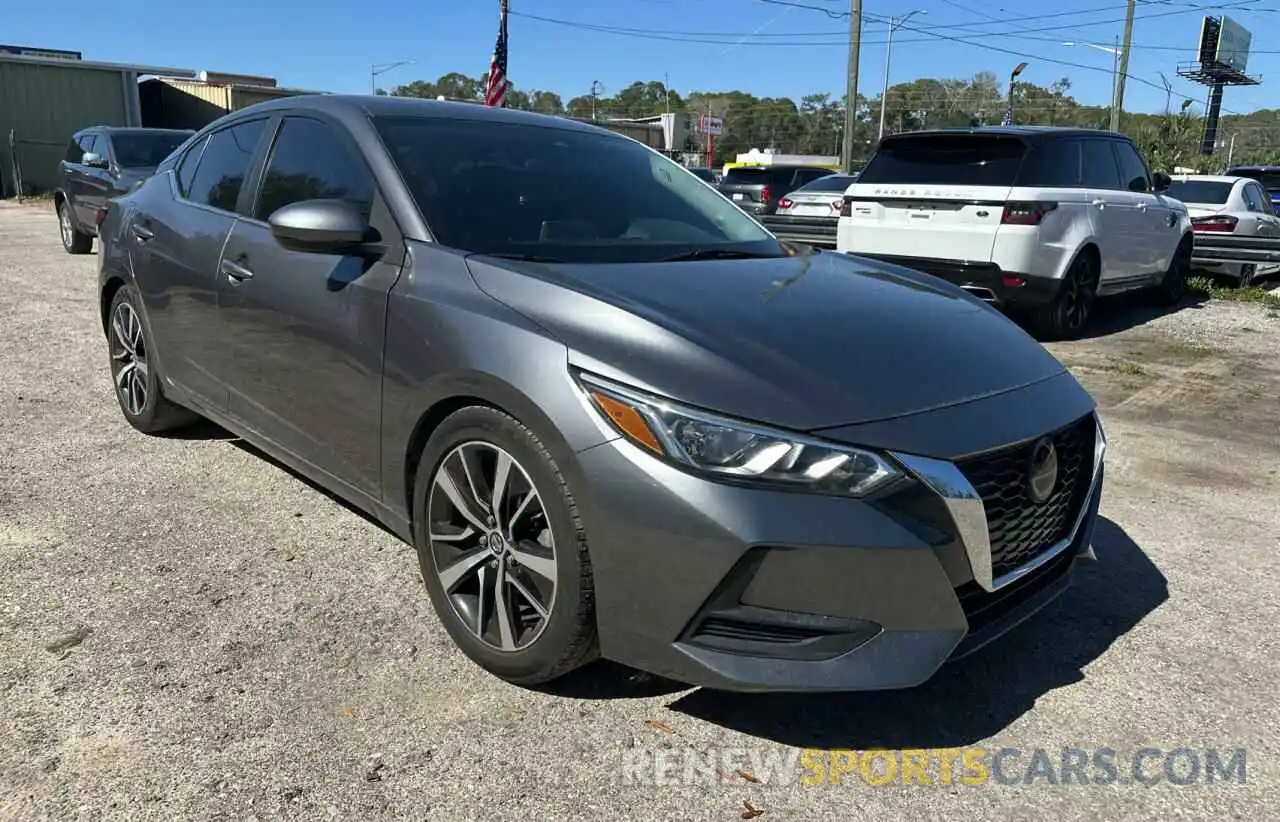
2;199;1278;821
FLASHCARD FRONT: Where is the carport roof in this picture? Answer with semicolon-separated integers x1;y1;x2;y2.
0;52;195;78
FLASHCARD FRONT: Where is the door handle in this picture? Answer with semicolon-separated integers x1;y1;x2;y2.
1091;199;1106;210
1137;201;1148;211
221;258;255;283
130;224;154;242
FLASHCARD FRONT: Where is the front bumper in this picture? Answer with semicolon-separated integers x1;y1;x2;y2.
847;253;1061;307
575;400;1104;693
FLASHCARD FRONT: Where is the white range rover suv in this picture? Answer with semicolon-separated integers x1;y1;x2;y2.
835;126;1194;339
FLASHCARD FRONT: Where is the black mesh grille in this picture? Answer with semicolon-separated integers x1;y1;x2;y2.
956;415;1096;579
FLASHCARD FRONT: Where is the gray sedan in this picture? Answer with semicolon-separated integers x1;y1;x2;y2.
97;95;1105;692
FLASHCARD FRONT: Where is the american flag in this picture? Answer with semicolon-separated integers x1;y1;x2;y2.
483;0;510;107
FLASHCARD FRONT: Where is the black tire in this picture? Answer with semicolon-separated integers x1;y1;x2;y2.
1030;252;1099;341
412;406;598;685
57;200;93;255
1239;263;1256;288
106;284;198;434
1154;237;1193;305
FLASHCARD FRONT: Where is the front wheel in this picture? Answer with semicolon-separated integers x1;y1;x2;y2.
413;406;598;686
1029;252;1099;341
106;285;198;434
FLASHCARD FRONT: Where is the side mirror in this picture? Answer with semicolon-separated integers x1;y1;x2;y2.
267;199;370;254
82;152;109;169
1152;172;1171;192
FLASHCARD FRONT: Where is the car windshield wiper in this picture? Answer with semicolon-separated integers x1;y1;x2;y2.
659;248;780;262
484;252;566;263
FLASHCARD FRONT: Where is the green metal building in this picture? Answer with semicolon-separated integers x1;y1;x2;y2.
0;51;193;196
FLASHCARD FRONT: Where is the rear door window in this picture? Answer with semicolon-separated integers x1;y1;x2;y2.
184;119;268;212
859;135;1028;186
1079;140;1122;190
1016;140;1081;188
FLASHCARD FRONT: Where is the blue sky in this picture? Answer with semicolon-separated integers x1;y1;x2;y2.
7;0;1279;114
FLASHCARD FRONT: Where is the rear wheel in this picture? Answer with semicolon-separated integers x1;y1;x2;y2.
58;200;93;255
1239;263;1256;288
106;285;198;434
1030;252;1099;341
1154;237;1193;305
413;406;598;685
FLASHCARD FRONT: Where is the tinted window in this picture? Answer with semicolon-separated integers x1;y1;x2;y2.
794;174;859;193
1249;184;1275;213
254;117;373;221
185;119;267;211
176;135;208;197
64;139;83;163
792;168;831;187
1017;140;1081;187
112;131;190;168
1079;140;1121;190
859;135;1028;186
1165;180;1233;205
1113;142;1150;192
721;168;772;186
1226;168;1280;192
77;134;98;157
688;168;715;182
373;115;778;263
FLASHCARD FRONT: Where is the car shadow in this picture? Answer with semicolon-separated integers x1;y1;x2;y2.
227;439;401;540
658;516;1166;748
154;418;239;441
1012;291;1211;342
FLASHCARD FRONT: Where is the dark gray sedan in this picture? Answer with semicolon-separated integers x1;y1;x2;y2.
97;95;1106;692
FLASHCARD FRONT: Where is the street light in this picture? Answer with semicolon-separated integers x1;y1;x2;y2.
878;9;927;142
1006;62;1029;125
370;60;415;95
1062;40;1121;131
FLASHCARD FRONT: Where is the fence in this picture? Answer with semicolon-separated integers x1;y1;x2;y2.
4;132;67;200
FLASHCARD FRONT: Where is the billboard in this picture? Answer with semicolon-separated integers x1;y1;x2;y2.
1214;16;1251;73
699;115;723;136
0;44;82;61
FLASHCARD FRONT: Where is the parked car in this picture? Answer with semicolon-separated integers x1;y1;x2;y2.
98;95;1105;692
836;126;1194;339
1166;174;1280;286
761;173;860;248
1222;164;1280;212
55;126;194;254
717;164;836;215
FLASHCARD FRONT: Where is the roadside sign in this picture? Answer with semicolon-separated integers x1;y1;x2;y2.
699;115;723;136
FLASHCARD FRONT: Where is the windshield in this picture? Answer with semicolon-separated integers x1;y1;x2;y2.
1227;168;1280;193
859;135;1028;186
110;131;190;168
794;174;858;193
373;116;780;263
1165;180;1232;205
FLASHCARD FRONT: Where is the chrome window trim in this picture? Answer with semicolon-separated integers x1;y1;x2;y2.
892;412;1106;593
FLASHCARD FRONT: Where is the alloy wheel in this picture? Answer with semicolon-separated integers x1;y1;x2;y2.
1063;259;1097;332
427;441;557;652
59;206;73;249
109;301;149;417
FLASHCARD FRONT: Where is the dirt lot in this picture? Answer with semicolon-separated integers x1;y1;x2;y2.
2;200;1278;820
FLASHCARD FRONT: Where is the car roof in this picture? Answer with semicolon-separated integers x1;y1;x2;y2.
1170;175;1245;184
1225;164;1280;171
225;93;617;137
881;125;1124;142
76;126;194;136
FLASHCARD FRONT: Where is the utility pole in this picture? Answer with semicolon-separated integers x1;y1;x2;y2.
1112;0;1136;132
841;0;863;173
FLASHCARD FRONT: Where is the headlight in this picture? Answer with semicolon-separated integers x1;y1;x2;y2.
577;372;902;497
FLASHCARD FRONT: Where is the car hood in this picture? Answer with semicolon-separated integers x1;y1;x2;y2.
465;250;1068;431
